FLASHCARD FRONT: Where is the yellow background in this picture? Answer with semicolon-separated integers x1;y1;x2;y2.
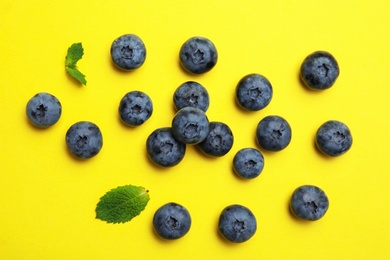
1;0;389;259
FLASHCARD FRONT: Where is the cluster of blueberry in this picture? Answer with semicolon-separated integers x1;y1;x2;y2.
25;34;353;243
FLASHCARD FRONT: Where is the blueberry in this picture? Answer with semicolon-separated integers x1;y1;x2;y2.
236;74;273;111
111;34;146;71
153;202;191;240
300;51;339;90
233;148;264;179
256;115;292;151
290;185;329;221
173;81;210;112
171;107;209;145
315;120;352;157
65;121;103;159
146;127;186;167
179;36;218;74
118;91;153;126
26;92;62;128
218;204;257;243
197;122;234;157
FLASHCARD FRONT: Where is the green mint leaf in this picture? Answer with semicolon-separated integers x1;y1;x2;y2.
96;185;150;224
65;42;84;67
65;42;86;85
65;67;87;85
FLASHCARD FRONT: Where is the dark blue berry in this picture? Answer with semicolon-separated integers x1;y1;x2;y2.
111;34;146;71
300;51;339;90
233;148;264;179
197;122;233;157
171;107;209;145
218;204;257;243
179;36;218;74
236;74;273;111
173;81;210;112
256;115;292;151
26;92;62;128
65;121;103;159
146;127;186;167
119;91;153;126
153;202;191;240
290;185;329;221
316;120;352;157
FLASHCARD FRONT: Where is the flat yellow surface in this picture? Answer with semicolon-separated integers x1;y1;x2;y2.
1;0;389;259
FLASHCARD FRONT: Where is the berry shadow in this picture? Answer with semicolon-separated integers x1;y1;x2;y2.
176;59;204;78
297;73;324;95
312;134;336;161
149;223;177;244
143;149;180;173
109;54;140;75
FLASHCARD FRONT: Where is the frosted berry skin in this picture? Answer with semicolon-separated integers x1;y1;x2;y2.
197;122;234;157
171;107;210;145
233;148;264;179
218;204;257;243
256;115;292;151
236;74;273;111
290;185;329;221
173;81;210;112
153;202;191;240
146;127;186;167
179;36;218;74
26;92;62;128
111;34;146;71
300;51;339;90
118;91;153;126
315;120;352;157
65;121;103;159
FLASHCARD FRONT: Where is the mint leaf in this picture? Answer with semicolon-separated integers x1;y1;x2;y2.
65;67;87;85
96;185;150;224
65;42;87;85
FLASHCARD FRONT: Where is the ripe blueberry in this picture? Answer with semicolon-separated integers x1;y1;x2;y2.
236;74;273;111
153;202;191;240
197;122;234;157
290;185;329;221
315;120;352;157
171;107;209;145
146;127;186;167
65;121;103;159
111;34;146;71
119;91;153;126
179;36;218;74
218;204;257;243
233;148;264;179
26;92;62;128
300;51;339;90
173;81;210;112
256;115;292;151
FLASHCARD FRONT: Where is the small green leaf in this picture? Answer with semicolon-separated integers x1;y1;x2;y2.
65;67;87;85
65;42;87;85
65;42;84;67
96;185;150;224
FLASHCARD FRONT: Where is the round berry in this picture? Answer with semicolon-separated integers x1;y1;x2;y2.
179;36;218;74
256;115;292;151
153;202;191;240
233;148;264;179
218;204;257;243
290;185;329;221
197;122;234;157
236;74;273;111
119;91;153;126
146;127;186;167
65;121;103;159
26;92;62;128
173;81;210;112
300;51;339;90
315;120;352;157
111;34;146;71
171;107;209;145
